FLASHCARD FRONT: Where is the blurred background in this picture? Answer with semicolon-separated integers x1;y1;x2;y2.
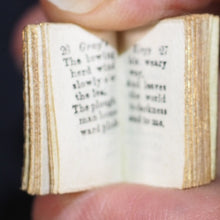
1;0;38;218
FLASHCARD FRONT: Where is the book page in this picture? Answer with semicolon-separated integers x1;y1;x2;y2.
46;24;121;193
37;26;50;194
120;19;186;188
209;16;219;179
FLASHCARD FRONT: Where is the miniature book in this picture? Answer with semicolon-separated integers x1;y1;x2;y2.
22;14;219;195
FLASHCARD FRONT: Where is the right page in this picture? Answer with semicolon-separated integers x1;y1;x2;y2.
120;19;186;188
119;15;219;189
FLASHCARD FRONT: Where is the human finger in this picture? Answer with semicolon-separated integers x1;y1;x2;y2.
40;0;219;30
33;180;220;220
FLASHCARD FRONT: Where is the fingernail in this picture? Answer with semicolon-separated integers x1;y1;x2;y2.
48;0;105;14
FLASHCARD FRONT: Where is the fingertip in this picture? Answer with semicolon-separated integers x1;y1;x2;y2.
40;0;171;30
33;182;220;220
40;0;216;30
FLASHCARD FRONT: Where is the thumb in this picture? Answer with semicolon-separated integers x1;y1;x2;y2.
40;0;215;30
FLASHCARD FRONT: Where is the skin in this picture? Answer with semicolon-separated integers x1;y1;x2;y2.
11;1;220;219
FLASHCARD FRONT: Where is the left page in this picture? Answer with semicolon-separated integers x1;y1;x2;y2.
23;23;122;194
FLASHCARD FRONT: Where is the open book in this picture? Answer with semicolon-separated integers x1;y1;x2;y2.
22;14;219;195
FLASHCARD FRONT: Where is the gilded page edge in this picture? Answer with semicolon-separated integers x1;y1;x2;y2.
21;27;30;191
183;14;215;188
